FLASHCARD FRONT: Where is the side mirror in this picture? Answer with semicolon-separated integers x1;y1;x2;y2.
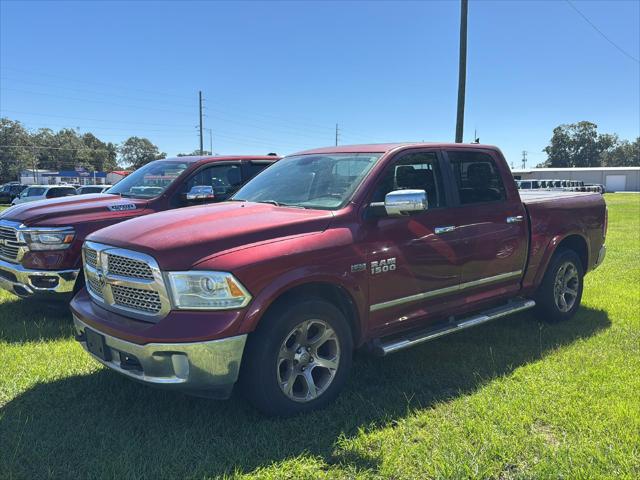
185;185;215;201
384;189;428;216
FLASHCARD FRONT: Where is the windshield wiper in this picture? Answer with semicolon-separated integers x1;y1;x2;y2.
257;200;309;209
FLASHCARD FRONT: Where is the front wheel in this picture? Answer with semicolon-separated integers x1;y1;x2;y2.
535;248;584;322
240;298;353;416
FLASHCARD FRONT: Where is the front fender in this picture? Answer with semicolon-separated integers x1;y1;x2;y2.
236;267;368;341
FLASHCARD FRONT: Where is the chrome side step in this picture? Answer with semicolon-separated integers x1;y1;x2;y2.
374;298;536;356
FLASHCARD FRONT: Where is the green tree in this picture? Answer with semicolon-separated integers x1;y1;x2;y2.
541;121;617;168
0;118;38;183
119;137;166;169
177;150;212;157
601;137;640;167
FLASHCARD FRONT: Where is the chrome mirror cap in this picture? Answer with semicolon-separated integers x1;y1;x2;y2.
384;189;428;216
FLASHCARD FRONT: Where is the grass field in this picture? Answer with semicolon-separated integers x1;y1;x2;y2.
0;194;638;479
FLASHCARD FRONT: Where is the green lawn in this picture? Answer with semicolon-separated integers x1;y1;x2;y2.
1;195;639;479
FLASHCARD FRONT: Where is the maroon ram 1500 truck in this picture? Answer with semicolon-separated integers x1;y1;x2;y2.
71;143;607;416
0;155;279;299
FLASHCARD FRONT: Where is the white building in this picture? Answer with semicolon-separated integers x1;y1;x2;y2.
512;167;640;192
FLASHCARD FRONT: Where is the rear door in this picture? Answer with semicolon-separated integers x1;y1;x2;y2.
443;149;528;300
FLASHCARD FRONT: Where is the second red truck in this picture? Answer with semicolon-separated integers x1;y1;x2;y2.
0;155;278;298
70;143;607;415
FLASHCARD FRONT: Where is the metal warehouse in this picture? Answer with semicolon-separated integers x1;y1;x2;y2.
512;167;640;192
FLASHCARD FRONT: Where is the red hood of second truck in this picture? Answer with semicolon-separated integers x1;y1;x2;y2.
0;194;150;227
86;202;334;270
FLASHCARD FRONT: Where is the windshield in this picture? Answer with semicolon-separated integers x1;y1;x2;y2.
107;160;189;198
232;153;381;209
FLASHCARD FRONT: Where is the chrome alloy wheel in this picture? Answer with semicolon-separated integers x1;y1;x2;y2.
277;319;340;403
554;261;580;313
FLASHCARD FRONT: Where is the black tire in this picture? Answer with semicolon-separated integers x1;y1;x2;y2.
535;248;584;323
239;298;353;417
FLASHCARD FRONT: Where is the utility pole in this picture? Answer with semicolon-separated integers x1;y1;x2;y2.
198;91;204;155
521;150;528;169
455;0;468;143
31;146;37;183
207;128;214;155
335;123;340;146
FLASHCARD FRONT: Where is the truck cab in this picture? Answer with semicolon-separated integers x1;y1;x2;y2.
0;155;278;298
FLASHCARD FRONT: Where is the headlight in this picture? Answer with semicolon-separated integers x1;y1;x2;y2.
167;271;252;310
19;228;75;251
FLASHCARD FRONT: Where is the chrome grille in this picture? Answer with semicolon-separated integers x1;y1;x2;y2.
111;284;162;314
0;224;23;262
87;276;104;299
83;241;170;322
0;227;16;241
107;253;153;279
84;248;98;269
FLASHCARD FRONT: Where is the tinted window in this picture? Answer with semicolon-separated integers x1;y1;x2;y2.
247;161;272;178
47;187;76;198
183;164;242;196
26;187;46;197
371;152;445;208
447;151;506;204
78;186;105;194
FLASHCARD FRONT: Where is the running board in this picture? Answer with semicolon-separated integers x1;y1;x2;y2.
373;298;536;356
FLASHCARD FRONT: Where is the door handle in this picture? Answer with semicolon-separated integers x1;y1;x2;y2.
435;226;456;234
506;216;524;224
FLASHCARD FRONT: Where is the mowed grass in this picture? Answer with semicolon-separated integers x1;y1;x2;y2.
0;195;639;479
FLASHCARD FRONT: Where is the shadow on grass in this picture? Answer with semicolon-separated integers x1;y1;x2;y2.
0;294;73;343
0;307;610;478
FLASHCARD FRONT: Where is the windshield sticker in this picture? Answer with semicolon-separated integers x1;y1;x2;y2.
108;204;137;212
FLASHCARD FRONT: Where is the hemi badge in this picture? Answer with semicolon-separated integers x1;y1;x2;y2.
108;204;137;212
351;263;366;273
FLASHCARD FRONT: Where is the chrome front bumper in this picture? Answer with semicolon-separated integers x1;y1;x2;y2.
0;258;78;297
593;244;606;270
73;316;247;398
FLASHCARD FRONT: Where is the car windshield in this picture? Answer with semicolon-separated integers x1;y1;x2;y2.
232;153;381;209
107;160;189;198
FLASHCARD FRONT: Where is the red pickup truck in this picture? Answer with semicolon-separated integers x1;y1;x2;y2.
71;143;607;416
0;155;278;298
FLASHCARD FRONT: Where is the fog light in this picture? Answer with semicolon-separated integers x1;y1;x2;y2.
29;276;59;289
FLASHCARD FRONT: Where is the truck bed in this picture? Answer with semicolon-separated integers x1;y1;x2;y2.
519;190;606;290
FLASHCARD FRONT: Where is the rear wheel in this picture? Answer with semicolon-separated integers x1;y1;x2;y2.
535;248;584;322
240;298;353;416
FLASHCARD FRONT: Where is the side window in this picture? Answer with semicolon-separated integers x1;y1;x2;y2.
371;152;445;208
247;161;272;179
27;187;45;197
183;164;242;196
447;151;506;204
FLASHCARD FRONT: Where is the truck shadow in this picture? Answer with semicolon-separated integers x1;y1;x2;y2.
0;307;610;478
0;295;73;343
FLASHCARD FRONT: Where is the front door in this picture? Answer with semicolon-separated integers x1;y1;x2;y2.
362;150;464;336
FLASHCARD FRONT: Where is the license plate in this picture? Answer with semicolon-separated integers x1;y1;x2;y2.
85;328;111;362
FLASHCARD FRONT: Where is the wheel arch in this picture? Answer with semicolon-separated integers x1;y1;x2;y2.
246;280;363;345
533;232;590;289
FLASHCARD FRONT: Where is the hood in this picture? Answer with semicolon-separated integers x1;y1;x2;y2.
88;202;334;270
0;194;149;226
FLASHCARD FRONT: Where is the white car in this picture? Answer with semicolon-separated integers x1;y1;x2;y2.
76;185;112;195
11;185;78;205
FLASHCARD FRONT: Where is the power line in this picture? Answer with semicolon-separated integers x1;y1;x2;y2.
565;0;639;64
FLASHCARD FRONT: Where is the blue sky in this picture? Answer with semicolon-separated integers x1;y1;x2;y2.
1;0;639;167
